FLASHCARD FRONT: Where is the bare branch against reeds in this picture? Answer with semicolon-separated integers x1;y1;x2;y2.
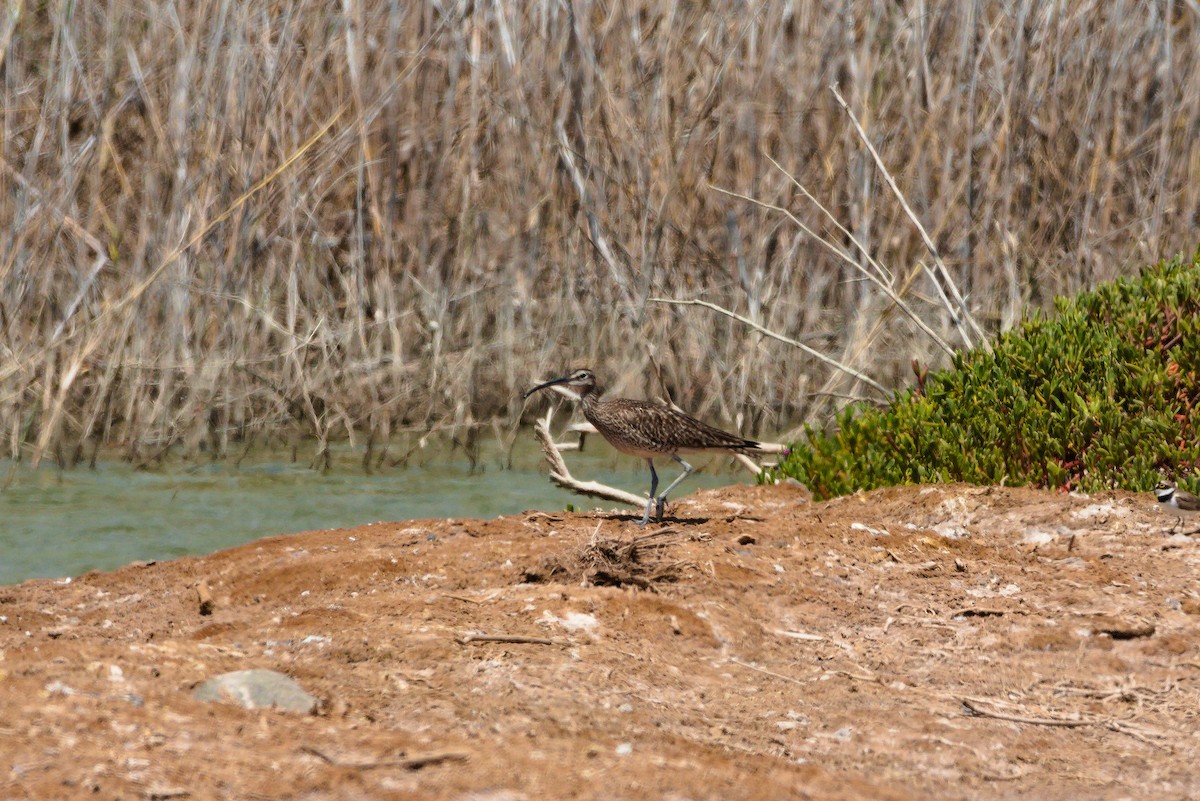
829;84;990;352
0;2;1196;465
649;298;889;398
705;183;955;357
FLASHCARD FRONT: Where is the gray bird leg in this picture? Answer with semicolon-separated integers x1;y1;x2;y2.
640;459;659;526
655;454;693;520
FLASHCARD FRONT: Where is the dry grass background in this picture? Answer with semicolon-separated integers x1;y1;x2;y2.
1;1;1198;468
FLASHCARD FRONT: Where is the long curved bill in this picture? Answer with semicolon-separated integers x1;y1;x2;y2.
523;375;573;399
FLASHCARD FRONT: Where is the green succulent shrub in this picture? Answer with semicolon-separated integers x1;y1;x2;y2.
777;250;1200;500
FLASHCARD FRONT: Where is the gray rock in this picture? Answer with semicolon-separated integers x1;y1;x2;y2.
192;669;317;713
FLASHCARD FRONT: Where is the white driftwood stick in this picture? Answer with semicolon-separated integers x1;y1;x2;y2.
733;453;766;476
552;421;598;452
534;412;644;508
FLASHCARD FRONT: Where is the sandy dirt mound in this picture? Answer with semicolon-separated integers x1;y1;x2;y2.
2;482;1198;800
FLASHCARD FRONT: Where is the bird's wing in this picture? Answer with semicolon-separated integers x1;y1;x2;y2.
596;399;760;452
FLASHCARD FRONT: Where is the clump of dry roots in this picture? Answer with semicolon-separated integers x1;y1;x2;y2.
522;526;699;590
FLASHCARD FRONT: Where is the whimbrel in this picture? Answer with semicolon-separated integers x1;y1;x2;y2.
524;368;781;525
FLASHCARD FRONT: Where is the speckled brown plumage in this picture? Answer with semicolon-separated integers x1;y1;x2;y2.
579;394;762;458
524;368;772;525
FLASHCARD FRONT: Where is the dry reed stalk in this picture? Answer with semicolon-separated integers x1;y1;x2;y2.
0;2;1195;465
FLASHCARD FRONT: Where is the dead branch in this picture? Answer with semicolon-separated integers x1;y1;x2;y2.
961;698;1091;728
454;632;560;646
648;297;889;397
729;657;812;686
300;745;470;770
961;697;1170;745
709;176;955;358
555;421;597;452
829;84;988;352
732;453;764;476
532;409;646;509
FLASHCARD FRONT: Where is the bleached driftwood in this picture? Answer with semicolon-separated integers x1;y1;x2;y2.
533;408;645;509
551;421;598;452
731;452;774;476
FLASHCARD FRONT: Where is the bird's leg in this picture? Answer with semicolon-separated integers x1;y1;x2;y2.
640;459;658;526
655;454;693;520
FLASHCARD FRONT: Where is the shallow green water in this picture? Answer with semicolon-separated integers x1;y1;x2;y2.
0;438;745;585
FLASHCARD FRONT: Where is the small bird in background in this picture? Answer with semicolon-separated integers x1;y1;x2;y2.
1154;480;1200;534
524;368;786;525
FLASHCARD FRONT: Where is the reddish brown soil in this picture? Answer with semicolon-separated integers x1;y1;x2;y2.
2;483;1198;800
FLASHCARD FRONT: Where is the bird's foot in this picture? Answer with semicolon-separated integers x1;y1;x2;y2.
655;497;667;521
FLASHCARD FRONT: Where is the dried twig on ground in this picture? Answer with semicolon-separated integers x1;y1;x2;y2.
961;697;1171;746
454;633;560;646
729;657;812;686
300;745;469;771
961;697;1092;728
